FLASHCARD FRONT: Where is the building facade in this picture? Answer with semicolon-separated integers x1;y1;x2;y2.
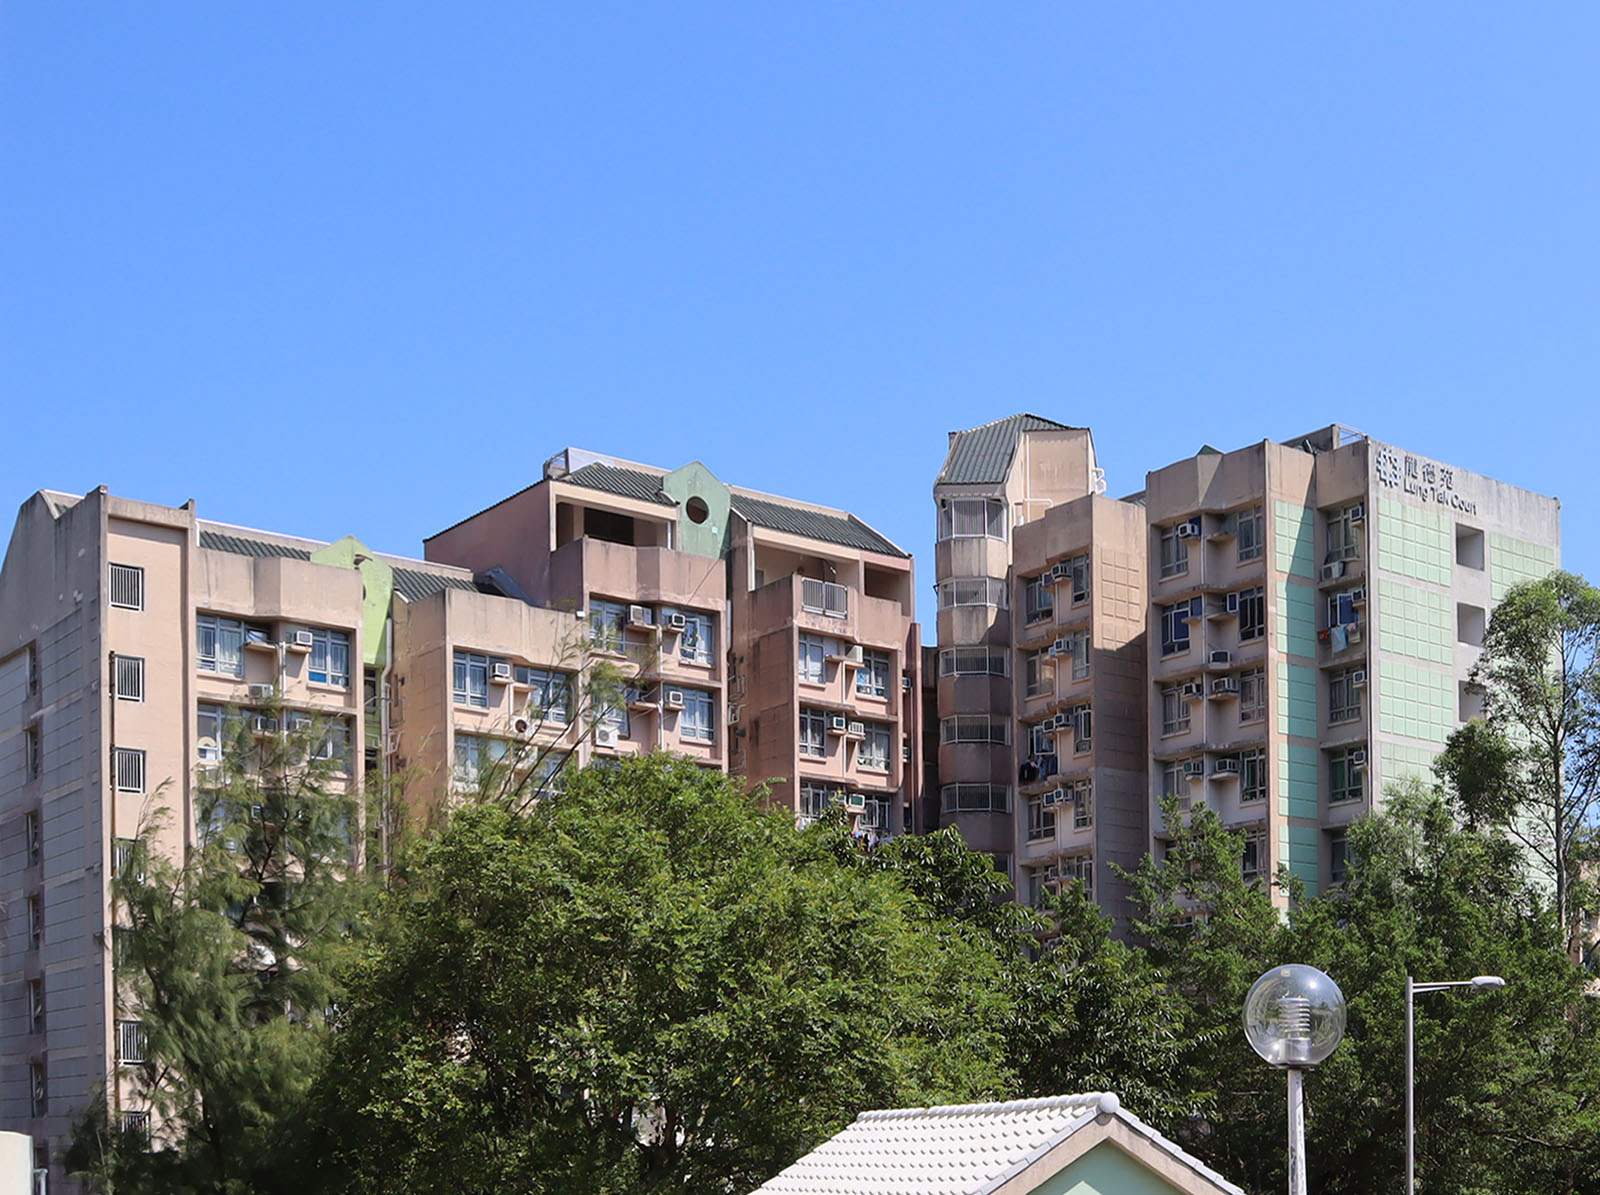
0;451;918;1191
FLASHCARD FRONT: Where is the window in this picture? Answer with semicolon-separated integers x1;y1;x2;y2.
453;652;491;708
1063;553;1091;605
1329;669;1363;724
27;645;38;694
857;723;891;771
1026;794;1055;841
1329;747;1366;804
1063;854;1093;891
936;577;1008;609
940;784;1011;814
1239;667;1266;723
1241;829;1266;880
1070;634;1091;681
1237;505;1264;563
307;628;350;688
1024;721;1055;759
799;782;840;822
855;650;891;698
860;799;892;833
1159;603;1191;657
29;1061;46;1118
592;692;630;738
937;497;1006;541
1161;684;1192;736
532;751;569;797
938;647;1009;677
1023;574;1054;624
197;703;227;762
1073;782;1093;830
120;1110;151;1147
114;837;143;881
114;655;145;701
197;615;268;677
114;748;146;793
27;893;41;950
678;689;715;743
25;811;40;866
1237;587;1265;642
797;634;831;684
521;668;572;725
27;979;43;1032
670;609;715;665
290;713;351;766
1024;650;1055;700
941;715;1010;745
1327;589;1360;630
589;599;629;652
453;734;508;790
1326;505;1362;561
799;708;828;758
1158;524;1190;579
1159;763;1190;802
1240;748;1267;803
118;1019;148;1065
1330;831;1350;885
800;578;849;618
109;563;144;610
25;727;40;779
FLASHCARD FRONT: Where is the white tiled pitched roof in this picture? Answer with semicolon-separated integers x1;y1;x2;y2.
752;1094;1109;1195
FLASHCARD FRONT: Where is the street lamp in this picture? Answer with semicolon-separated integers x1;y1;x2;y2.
1244;965;1347;1195
1406;974;1505;1195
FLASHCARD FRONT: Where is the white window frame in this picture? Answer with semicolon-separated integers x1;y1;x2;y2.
1070;634;1091;681
522;668;573;725
1026;794;1055;841
109;563;145;611
669;608;715;665
940;715;1010;745
1329;748;1365;803
1160;685;1191;736
1239;666;1266;723
1160;603;1191;656
114;656;145;702
1072;781;1094;830
798;707;827;758
1158;526;1190;579
938;647;1009;677
1326;506;1362;561
1159;763;1190;801
453;651;491;708
589;599;629;652
1237;586;1265;642
937;497;1006;541
936;577;1008;610
1237;505;1264;563
307;628;350;688
857;723;892;772
1064;552;1091;605
1024;649;1055;700
114;748;146;794
1329;669;1363;725
678;688;716;743
855;649;891;698
1023;574;1054;624
118;1019;148;1065
1240;748;1268;803
797;634;830;685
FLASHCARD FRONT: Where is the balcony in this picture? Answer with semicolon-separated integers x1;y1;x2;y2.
549;538;727;611
751;573;905;648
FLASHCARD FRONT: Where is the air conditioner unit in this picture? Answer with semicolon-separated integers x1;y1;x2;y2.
1049;563;1068;581
1213;757;1241;776
1182;759;1205;778
844;792;868;813
829;715;848;734
1351;669;1368;688
510;715;534;737
627;605;653;628
1049;637;1070;657
846;721;866;738
665;688;686;710
290;630;315;650
253;714;277;734
728;705;740;725
663;611;687;632
1209;650;1232;668
1321;561;1346;582
1175;520;1200;540
902;744;912;762
1213;515;1238;539
1210;676;1239;697
1180;681;1203;698
844;645;864;667
491;661;514;683
594;726;619;749
385;731;400;754
901;675;913;692
1350;586;1367;605
1350;503;1366;523
1350;748;1368;769
1226;591;1241;615
1042;788;1067;809
248;683;275;700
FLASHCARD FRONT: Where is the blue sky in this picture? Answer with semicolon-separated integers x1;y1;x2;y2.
4;5;1596;628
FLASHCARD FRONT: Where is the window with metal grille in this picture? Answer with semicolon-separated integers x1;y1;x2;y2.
28;892;42;949
1237;505;1265;562
114;748;146;793
29;1062;46;1118
114;655;145;701
1238;667;1266;723
939;784;1011;814
1329;669;1363;724
114;837;143;881
27;979;43;1031
25;810;40;866
118;1019;149;1065
800;579;849;618
120;1110;151;1146
940;715;1010;745
25;727;40;778
937;647;1009;677
108;563;144;610
1240;748;1268;803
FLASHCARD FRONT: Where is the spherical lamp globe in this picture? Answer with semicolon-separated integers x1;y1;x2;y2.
1243;964;1347;1068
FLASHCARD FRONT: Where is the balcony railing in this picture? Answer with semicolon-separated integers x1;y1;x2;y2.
801;578;849;619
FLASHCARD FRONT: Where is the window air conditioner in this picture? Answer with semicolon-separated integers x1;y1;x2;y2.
491;662;514;683
901;675;913;692
1226;591;1240;615
627;605;653;628
846;721;866;738
248;683;275;700
728;705;740;725
1042;788;1066;809
844;645;864;667
1209;650;1232;667
594;726;619;749
1350;748;1368;769
1182;759;1205;778
1175;520;1200;540
1213;757;1241;776
902;744;911;762
829;715;848;734
663;611;687;632
665;688;685;710
1180;681;1203;698
291;630;315;650
253;715;277;734
1049;637;1069;657
1351;669;1367;688
1350;587;1367;604
1321;561;1345;582
844;792;868;813
1350;503;1365;523
1210;676;1240;697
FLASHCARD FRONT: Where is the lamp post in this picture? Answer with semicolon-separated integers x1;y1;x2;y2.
1244;965;1347;1195
1405;974;1505;1195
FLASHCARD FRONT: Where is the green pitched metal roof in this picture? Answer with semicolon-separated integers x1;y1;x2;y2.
729;494;907;558
198;529;484;600
935;414;1078;486
560;463;677;506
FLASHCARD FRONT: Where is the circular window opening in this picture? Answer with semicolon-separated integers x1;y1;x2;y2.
685;496;710;525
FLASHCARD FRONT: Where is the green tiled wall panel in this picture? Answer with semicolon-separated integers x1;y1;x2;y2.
1281;743;1320;818
1376;576;1453;664
1376;498;1452;586
1288;825;1321;897
1274;501;1315;579
1376;662;1455;745
1274;580;1318;657
1381;741;1438;788
1490;533;1557;600
1275;663;1318;739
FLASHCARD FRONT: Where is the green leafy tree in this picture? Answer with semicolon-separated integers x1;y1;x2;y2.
1436;571;1600;954
66;707;377;1195
302;755;1014;1195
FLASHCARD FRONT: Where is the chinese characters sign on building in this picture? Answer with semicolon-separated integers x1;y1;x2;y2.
1374;446;1478;515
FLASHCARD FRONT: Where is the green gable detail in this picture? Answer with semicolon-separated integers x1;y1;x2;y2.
309;536;394;668
1033;1139;1195;1195
661;462;731;560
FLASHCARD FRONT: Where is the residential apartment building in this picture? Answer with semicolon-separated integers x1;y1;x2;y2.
932;416;1560;918
0;453;918;1191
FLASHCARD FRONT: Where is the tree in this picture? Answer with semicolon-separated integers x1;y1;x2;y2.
302;755;1014;1195
1436;571;1600;955
66;707;378;1195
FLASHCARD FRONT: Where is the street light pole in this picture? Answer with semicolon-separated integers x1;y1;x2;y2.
1245;966;1346;1195
1405;975;1505;1195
